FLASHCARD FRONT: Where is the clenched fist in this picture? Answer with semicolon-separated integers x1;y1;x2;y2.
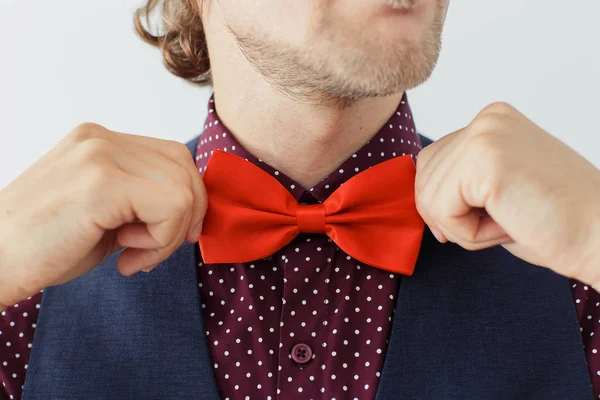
415;102;600;286
0;123;207;310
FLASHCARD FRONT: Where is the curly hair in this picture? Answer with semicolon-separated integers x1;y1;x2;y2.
134;0;211;85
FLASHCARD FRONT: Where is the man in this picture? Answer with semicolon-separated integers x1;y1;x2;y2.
1;0;599;398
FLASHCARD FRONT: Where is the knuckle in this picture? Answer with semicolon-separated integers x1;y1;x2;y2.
155;232;176;250
466;127;499;158
86;162;116;185
170;187;194;215
173;163;193;187
165;140;191;159
480;101;516;116
68;123;106;143
151;222;183;250
469;113;499;137
73;137;113;163
81;164;118;201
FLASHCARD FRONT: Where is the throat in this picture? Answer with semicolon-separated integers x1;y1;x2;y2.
222;95;405;189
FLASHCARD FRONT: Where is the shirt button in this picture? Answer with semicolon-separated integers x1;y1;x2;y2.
291;343;313;365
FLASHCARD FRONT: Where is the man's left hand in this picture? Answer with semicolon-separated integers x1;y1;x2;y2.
415;102;600;286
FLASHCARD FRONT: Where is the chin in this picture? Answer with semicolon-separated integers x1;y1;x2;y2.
338;35;441;97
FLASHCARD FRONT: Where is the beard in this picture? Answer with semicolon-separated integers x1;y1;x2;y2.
230;0;446;107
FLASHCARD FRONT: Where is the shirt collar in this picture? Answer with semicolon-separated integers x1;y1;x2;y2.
195;93;423;204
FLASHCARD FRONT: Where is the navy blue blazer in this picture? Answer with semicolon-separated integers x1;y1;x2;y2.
22;135;592;399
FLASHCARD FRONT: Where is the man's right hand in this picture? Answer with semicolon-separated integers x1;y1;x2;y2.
0;123;207;310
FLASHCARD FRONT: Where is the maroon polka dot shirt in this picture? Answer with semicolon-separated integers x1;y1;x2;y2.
1;95;598;399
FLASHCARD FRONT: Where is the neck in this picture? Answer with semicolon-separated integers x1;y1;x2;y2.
213;88;403;189
204;7;404;189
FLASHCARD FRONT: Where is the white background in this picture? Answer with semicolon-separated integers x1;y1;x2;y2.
0;0;598;189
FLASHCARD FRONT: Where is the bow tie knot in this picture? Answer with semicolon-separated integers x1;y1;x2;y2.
296;203;327;234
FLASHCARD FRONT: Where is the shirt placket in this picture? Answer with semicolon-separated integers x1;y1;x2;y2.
275;234;335;399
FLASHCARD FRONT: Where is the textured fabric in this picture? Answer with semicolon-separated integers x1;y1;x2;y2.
375;219;592;400
0;93;596;399
0;296;39;400
194;94;423;399
7;127;593;400
573;282;600;397
21;241;220;400
200;150;424;274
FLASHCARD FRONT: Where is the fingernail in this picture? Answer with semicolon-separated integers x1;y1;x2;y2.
142;264;157;273
430;227;445;243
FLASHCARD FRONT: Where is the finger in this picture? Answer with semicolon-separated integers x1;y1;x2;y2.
114;146;190;189
438;211;513;250
113;132;207;242
91;169;193;251
118;243;180;276
415;127;463;188
141;265;158;273
116;222;167;249
428;209;503;244
420;154;512;251
108;143;201;243
428;226;448;243
116;209;189;276
415;133;463;235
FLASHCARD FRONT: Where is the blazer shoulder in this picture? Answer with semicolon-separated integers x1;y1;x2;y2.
186;135;201;157
419;133;434;148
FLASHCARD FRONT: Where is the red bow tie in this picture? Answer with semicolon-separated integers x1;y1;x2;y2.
199;150;424;275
